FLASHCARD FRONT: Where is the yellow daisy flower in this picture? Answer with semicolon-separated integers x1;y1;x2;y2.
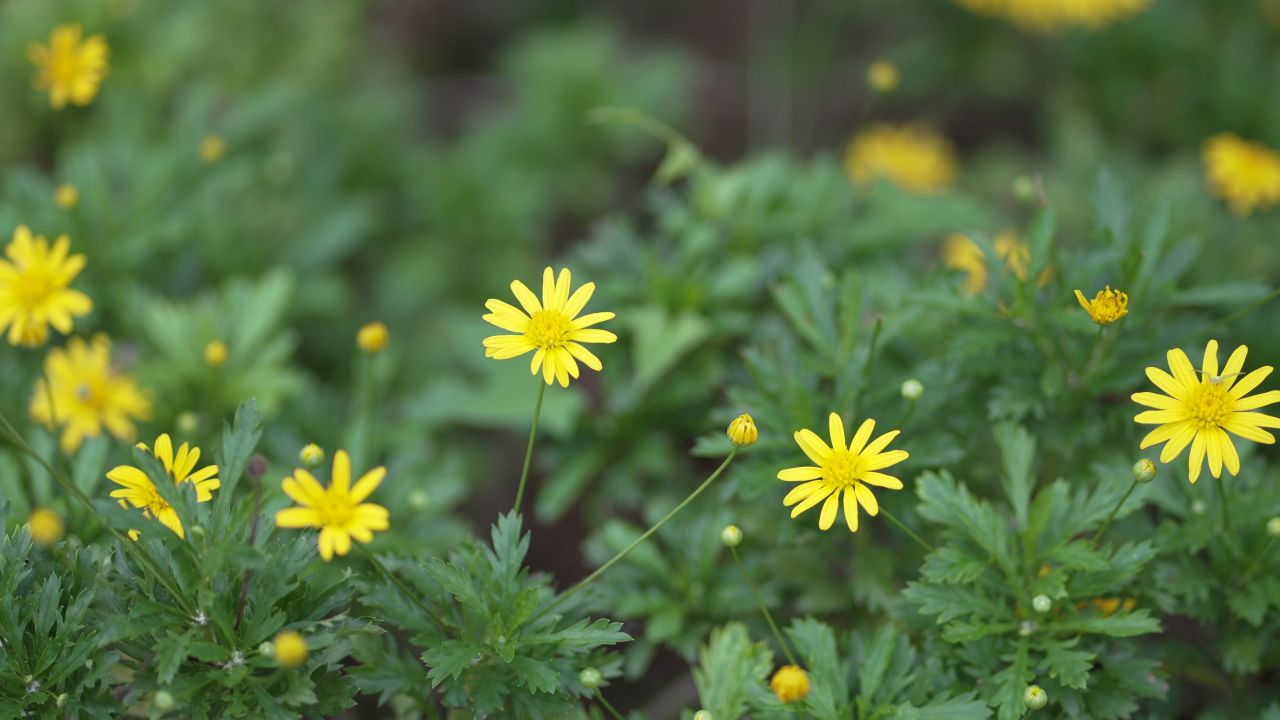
942;231;1047;294
777;412;909;532
107;434;221;539
953;0;1150;31
275;450;390;561
0;225;93;347
482;267;617;387
1202;133;1280;216
844;124;957;195
31;334;152;453
1132;340;1280;483
27;24;110;110
1074;286;1128;325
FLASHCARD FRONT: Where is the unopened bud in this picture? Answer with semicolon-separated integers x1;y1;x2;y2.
1132;459;1157;484
579;667;602;690
900;379;924;400
409;490;431;511
1024;684;1048;710
56;692;67;707
1032;595;1051;614
1018;620;1036;636
727;414;758;447
1012;176;1037;202
721;525;743;548
176;412;200;434
248;454;269;481
153;690;175;710
299;444;325;468
1267;517;1280;537
694;712;713;720
1191;499;1207;515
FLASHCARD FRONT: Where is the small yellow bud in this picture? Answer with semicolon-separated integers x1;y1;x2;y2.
299;443;325;468
28;507;65;546
1074;286;1128;326
579;667;602;689
900;379;924;400
727;413;757;447
720;525;743;548
1024;684;1047;710
272;631;308;669
693;712;713;720
176;412;200;435
1132;459;1157;484
200;135;226;164
1267;517;1280;537
204;340;228;367
866;60;899;93
1011;175;1037;202
55;184;79;209
357;322;389;354
770;665;810;704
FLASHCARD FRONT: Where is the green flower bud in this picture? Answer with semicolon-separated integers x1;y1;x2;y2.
579;667;602;690
409;490;431;511
721;525;743;548
1191;499;1207;515
1132;459;1157;484
258;642;274;656
1024;684;1047;710
56;693;67;708
299;443;325;468
900;379;924;400
1268;517;1280;538
1032;595;1051;614
153;690;176;710
1012;176;1037;202
694;712;714;720
1018;620;1036;636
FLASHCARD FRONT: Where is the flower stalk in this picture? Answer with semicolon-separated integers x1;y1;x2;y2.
513;382;546;514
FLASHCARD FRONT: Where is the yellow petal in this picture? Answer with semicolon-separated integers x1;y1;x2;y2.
1202;340;1220;379
331;450;351;494
276;507;321;528
827;413;846;451
349;467;386;504
794;429;831;464
784;480;826;506
777;466;823;482
848;418;875;455
860;472;904;490
510;280;542;315
854;483;880;516
789;484;834;517
818;493;840;530
843;487;859;532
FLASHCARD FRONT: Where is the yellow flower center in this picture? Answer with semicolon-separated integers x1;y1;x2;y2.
526;310;573;349
823;450;864;488
316;494;355;527
12;270;56;310
1188;382;1235;429
140;484;171;514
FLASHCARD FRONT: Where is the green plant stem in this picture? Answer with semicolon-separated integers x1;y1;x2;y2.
594;689;626;720
513;382;547;514
1091;478;1140;544
357;545;450;636
1215;475;1231;533
1203;286;1280;335
879;507;933;553
532;449;739;622
730;546;798;666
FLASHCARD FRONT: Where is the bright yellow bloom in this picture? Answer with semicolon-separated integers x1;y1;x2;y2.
27;25;110;109
1132;340;1280;483
844;124;957;195
1202;133;1280;216
356;321;389;353
55;184;80;210
769;665;810;703
942;231;1046;294
200;135;226;164
272;631;308;668
275;450;390;561
482;267;617;387
31;334;152;453
866;61;899;93
0;226;93;347
204;339;228;366
28;507;65;546
953;0;1150;31
1074;286;1128;325
778;413;908;532
108;434;221;539
727;414;758;447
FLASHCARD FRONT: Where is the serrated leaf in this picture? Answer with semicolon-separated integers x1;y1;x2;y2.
1041;638;1094;689
994;424;1035;529
990;639;1032;720
694;623;774;720
920;546;990;585
904;581;1006;626
509;656;560;694
1053;609;1161;637
155;630;192;685
423;641;487;687
916;471;1013;574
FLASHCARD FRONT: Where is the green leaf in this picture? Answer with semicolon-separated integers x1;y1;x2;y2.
155;630;192;685
213;400;263;520
694;623;773;720
1227;582;1269;627
787;617;848;720
920;546;989;585
990;638;1032;720
627;306;712;392
509;656;560;694
423;641;487;687
903;582;1006;626
1041;638;1094;689
994;424;1035;529
1053;609;1161;638
916;471;1013;573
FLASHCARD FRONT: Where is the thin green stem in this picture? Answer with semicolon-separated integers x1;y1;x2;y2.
594;689;626;720
513;382;547;514
879;507;934;553
1215;475;1231;533
533;449;739;622
358;545;450;636
730;546;798;666
1091;478;1140;544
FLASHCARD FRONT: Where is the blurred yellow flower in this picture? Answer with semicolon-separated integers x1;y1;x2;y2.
1074;286;1128;325
108;434;221;538
200;135;226;164
778;412;908;532
28;24;110;109
272;631;308;668
275;450;389;561
942;231;1047;294
845;124;957;194
953;0;1150;31
769;665;810;703
204;339;229;366
28;507;65;546
1132;340;1280;483
356;321;389;353
482;267;617;387
1202;133;1280;216
866;60;899;93
0;225;93;347
727;413;758;447
55;184;80;210
31;334;152;453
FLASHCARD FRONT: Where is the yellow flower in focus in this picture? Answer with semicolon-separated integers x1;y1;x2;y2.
356;321;389;353
778;413;908;532
275;450;390;561
27;25;110;109
0;225;93;347
28;507;65;546
482;267;618;387
953;0;1151;31
1132;340;1280;483
31;334;152;453
844;124;957;195
727;413;758;447
107;434;221;538
866;61;899;93
1074;286;1128;325
1202;133;1280;216
200;135;226;164
272;631;308;668
204;339;228;366
769;665;810;704
55;184;80;210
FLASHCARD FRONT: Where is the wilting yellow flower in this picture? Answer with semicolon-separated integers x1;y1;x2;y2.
200;135;226;164
866;61;899;93
844;124;957;194
482;267;617;387
0;226;93;347
275;450;390;561
55;184;80;210
953;0;1150;31
942;231;1047;294
1132;340;1280;483
769;665;810;704
727;414;758;447
108;434;221;538
356;321;389;353
27;25;110;109
1074;286;1128;325
28;507;65;546
204;339;228;366
1202;133;1280;216
272;631;308;668
31;334;152;453
778;413;908;532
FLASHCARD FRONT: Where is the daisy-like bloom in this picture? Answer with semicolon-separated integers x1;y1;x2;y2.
953;0;1150;31
769;665;811;703
275;450;390;560
1132;340;1280;483
0;225;93;347
1074;286;1128;325
778;413;909;532
482;267;617;387
27;507;65;546
30;334;152;453
844;124;957;194
27;25;110;110
1202;133;1280;216
200;135;226;164
942;231;1046;294
108;434;221;539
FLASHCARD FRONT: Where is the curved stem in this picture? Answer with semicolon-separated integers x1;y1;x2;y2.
879;507;934;553
1091;478;1139;544
594;689;626;720
357;545;450;636
730;546;798;666
513;382;547;514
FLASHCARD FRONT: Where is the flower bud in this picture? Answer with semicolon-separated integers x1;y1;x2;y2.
1132;459;1156;484
176;412;200;435
866;60;899;93
1191;499;1207;515
258;641;274;656
721;525;743;548
357;322;390;354
409;489;431;511
693;712;713;720
1267;517;1280;537
204;340;228;367
299;443;325;468
188;525;206;541
153;690;175;710
1032;595;1051;614
1018;620;1036;636
1024;685;1047;710
56;693;68;707
55;184;79;210
770;665;810;703
579;667;602;690
1011;175;1037;202
900;379;924;400
248;454;269;481
27;507;65;546
272;631;308;669
727;414;758;447
201;135;226;164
